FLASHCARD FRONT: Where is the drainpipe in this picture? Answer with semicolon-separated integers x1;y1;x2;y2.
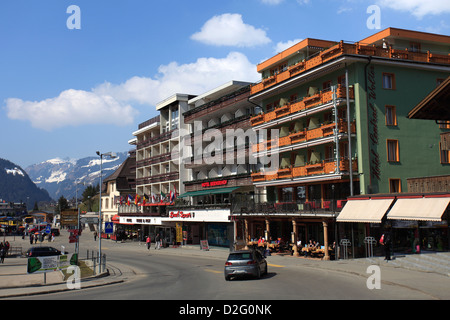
345;65;354;196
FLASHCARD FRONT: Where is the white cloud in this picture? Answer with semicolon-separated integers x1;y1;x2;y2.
377;0;450;18
274;38;304;53
6;52;259;131
191;13;271;47
6;90;138;131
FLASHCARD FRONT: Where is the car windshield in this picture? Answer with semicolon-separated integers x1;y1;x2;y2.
228;253;253;260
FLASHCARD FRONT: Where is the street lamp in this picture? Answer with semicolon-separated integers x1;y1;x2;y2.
96;151;117;272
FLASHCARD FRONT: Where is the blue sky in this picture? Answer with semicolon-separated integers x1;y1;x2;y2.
1;0;449;168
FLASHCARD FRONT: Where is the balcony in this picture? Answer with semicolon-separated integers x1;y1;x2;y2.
250;40;450;96
250;84;354;127
251;119;356;154
251;158;358;183
233;198;348;215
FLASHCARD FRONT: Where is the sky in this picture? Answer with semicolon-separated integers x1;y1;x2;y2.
1;0;450;169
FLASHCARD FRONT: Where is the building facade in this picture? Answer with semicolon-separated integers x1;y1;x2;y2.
237;28;450;257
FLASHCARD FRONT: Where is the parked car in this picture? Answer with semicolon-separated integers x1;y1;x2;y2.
224;250;268;281
50;228;60;236
26;246;65;257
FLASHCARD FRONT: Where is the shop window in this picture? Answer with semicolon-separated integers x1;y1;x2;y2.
389;179;401;193
385;105;397;126
382;73;396;90
387;139;399;162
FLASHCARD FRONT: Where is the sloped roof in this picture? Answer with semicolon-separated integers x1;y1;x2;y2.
408;77;450;121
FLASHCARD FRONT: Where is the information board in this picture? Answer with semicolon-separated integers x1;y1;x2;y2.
200;240;209;251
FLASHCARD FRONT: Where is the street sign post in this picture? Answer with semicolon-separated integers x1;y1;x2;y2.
104;222;114;234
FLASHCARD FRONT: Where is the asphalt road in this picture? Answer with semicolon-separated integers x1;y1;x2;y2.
24;243;434;301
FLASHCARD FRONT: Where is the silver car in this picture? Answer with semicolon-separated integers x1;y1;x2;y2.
224;250;268;281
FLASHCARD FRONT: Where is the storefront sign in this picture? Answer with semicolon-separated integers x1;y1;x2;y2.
170;211;194;219
201;180;228;188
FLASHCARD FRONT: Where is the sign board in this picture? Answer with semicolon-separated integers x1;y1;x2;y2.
176;223;182;243
27;254;78;274
104;222;114;234
60;210;78;226
45;224;52;234
200;240;209;251
80;216;99;224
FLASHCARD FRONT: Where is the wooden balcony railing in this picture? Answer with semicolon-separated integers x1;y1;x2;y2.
250;84;355;127
251;119;356;153
250;40;450;96
251;158;358;182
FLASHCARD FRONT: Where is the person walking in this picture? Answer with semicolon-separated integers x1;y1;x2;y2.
146;236;151;250
381;230;392;261
0;245;6;263
94;231;98;241
155;233;161;250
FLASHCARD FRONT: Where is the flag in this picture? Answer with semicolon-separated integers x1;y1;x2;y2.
143;194;149;205
170;190;175;203
160;191;166;203
135;194;141;205
119;196;124;205
152;193;157;204
127;195;133;206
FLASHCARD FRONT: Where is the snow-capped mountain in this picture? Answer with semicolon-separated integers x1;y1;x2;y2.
25;152;128;200
0;158;52;206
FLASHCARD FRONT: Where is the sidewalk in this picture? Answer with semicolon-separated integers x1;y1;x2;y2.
0;238;449;299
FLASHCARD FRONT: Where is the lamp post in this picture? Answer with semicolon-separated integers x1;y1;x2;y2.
96;151;117;272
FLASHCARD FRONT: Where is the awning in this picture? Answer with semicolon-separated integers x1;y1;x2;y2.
337;198;395;223
179;187;240;198
387;197;450;222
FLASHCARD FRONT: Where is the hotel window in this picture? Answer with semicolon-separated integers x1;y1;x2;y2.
389;179;402;193
438;121;450;129
440;143;450;164
387;139;399;162
410;42;421;53
385;105;397;126
382;73;396;90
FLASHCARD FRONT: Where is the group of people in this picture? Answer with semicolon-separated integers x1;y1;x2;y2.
0;241;10;263
146;233;162;250
28;232;55;244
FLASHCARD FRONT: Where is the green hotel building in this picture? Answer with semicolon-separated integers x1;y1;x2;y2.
234;28;450;257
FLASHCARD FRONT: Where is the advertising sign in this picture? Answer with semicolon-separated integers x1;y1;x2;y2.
27;254;78;274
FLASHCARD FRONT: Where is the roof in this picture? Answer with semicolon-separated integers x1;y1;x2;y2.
408;76;450;120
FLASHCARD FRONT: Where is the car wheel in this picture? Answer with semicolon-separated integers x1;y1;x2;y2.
225;275;231;281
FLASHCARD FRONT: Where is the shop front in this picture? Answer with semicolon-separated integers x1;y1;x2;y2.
165;208;233;248
337;194;450;257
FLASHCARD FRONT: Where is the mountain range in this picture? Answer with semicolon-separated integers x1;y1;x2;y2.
24;151;129;200
0;158;52;207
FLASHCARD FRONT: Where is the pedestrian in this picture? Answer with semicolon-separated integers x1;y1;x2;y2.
155;233;161;250
381;230;392;261
146;236;151;250
94;231;98;241
51;233;55;242
0;245;5;263
29;233;33;245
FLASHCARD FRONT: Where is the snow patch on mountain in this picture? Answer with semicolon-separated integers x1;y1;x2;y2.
5;168;25;177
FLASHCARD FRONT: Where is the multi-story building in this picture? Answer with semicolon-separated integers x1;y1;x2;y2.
120;94;195;243
237;28;450;257
172;81;256;247
100;150;136;228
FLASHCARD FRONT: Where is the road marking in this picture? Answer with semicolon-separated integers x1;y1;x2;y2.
204;268;222;274
268;263;285;268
